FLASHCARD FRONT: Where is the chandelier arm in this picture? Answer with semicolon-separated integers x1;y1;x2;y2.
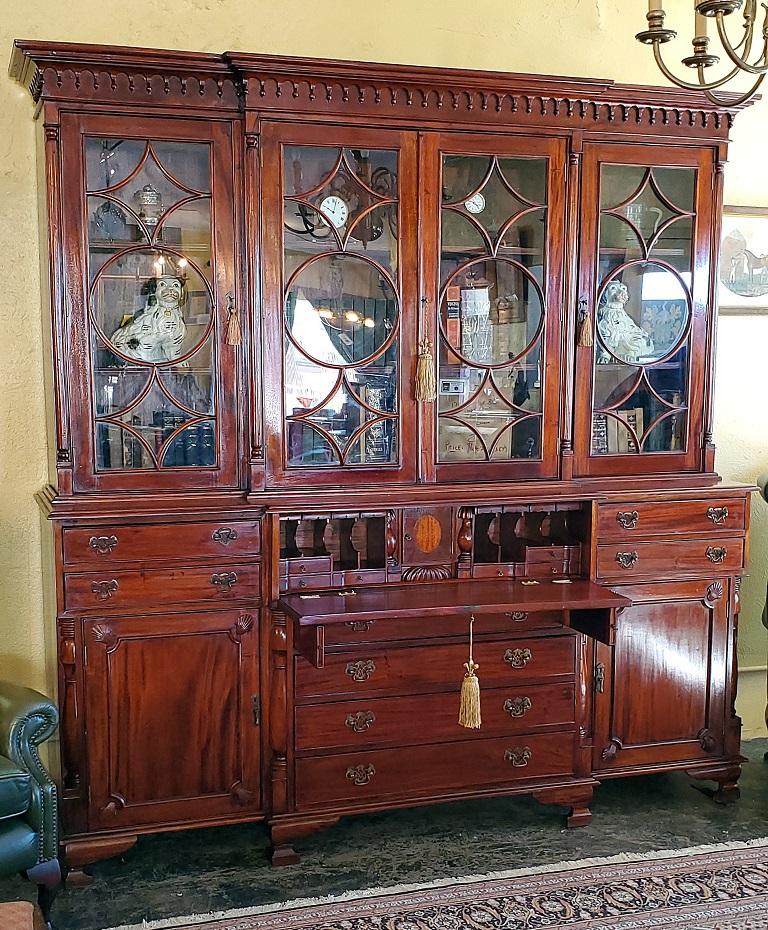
701;69;767;104
715;11;768;74
653;41;744;90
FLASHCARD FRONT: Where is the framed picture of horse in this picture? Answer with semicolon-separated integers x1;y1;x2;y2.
719;205;768;315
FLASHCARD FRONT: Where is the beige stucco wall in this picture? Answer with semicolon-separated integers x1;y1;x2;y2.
1;0;766;732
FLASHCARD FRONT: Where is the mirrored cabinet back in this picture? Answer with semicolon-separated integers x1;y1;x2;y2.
10;39;753;871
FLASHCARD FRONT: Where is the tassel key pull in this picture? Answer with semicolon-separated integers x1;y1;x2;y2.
459;614;481;730
577;297;593;348
415;337;437;402
225;293;241;347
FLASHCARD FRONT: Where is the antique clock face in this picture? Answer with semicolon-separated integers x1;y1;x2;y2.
464;192;486;214
320;195;349;228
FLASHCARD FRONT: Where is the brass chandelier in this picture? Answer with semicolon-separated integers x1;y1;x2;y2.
636;1;768;104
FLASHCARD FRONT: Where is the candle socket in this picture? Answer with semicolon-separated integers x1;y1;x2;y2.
636;9;678;44
696;0;743;15
683;35;721;67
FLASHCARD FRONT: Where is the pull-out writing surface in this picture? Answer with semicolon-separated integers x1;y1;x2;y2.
280;579;631;667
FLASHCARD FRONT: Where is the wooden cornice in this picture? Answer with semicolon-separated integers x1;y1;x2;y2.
9;40;241;111
10;40;752;140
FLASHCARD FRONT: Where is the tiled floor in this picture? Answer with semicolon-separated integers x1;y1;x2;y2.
3;740;768;930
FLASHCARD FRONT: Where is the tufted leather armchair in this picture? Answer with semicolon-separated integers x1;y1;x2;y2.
0;682;60;924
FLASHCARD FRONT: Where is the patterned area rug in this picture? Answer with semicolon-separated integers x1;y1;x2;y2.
109;839;768;930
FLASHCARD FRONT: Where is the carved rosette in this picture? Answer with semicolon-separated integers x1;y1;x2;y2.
704;581;724;608
401;565;452;582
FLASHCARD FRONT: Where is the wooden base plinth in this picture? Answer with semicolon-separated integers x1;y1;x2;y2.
269;815;341;867
532;783;595;829
63;834;138;881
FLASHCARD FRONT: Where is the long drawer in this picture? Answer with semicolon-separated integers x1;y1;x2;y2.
295;731;576;809
64;562;261;611
320;610;563;647
295;682;576;752
596;538;744;582
63;520;261;567
295;635;576;701
597;498;746;540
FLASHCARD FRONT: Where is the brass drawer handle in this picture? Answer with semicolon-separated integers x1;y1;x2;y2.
706;546;728;564
504;647;532;668
345;620;375;632
345;659;376;682
707;506;729;525
346;763;375;786
615;551;639;569
504;611;528;622
345;710;376;733
212;527;239;545
504;696;532;718
91;579;118;600
616;511;639;530
211;571;238;592
88;535;118;555
504;746;532;767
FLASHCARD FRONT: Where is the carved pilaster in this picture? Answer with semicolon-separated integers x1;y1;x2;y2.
58;620;80;792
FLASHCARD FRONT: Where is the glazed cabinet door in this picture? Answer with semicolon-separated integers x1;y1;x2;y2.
420;133;566;480
260;123;417;487
59;114;242;491
83;610;260;830
593;580;730;771
574;144;714;476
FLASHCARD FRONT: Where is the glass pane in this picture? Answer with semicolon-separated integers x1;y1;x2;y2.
286;255;398;366
283;144;401;470
596;266;689;365
287;422;339;467
653;167;695;213
592;382;687;454
92;252;212;363
86;138;147;191
161;421;216;466
649;215;693;274
86;137;217;473
441;260;542;365
94;363;151;416
96;422;154;470
600;165;647;210
152;141;211;193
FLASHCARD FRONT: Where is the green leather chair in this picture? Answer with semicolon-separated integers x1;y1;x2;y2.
0;681;60;924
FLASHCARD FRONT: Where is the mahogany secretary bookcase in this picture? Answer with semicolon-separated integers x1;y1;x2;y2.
10;40;753;870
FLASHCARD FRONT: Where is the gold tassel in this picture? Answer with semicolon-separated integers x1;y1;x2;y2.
225;294;241;347
415;338;437;402
577;299;593;348
459;615;481;730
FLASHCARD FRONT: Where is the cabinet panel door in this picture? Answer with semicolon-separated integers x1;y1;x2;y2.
574;144;714;476
593;580;729;771
60;114;242;491
83;611;260;830
260;123;417;487
421;133;566;481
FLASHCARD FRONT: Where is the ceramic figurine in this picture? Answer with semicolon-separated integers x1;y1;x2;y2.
111;275;187;363
596;280;654;364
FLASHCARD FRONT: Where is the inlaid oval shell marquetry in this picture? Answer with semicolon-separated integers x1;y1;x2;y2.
412;514;442;554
